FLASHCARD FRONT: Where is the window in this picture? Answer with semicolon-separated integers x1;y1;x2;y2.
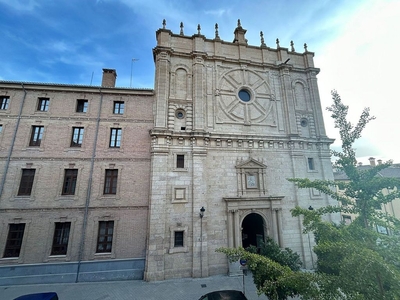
3;223;25;258
62;169;78;195
113;101;124;114
29;126;44;146
51;222;71;255
104;169;118;194
96;221;114;253
109;128;122;148
71;127;84;147
1;96;9;110
176;154;185;168
308;158;315;170
37;98;50;111
18;169;35;196
0;124;3;134
76;99;88;113
238;89;251;102
174;231;184;247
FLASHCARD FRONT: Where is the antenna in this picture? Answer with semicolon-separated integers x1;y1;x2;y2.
130;58;139;87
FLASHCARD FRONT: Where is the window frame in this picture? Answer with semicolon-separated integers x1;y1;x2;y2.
51;222;71;256
3;223;25;258
70;127;84;147
174;231;184;247
103;169;118;195
37;98;50;112
17;169;36;196
176;154;185;168
62;169;78;195
307;157;315;171
109;128;122;148
76;99;88;113
113;101;124;115
96;221;114;253
0;96;10;110
29;125;44;147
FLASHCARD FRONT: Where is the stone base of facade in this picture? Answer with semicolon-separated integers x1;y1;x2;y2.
0;258;145;286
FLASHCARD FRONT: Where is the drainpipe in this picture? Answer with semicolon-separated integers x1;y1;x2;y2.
0;84;27;197
75;88;103;282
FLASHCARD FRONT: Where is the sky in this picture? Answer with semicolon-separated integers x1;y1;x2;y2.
1;0;399;164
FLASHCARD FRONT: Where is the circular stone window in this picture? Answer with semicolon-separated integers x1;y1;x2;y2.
300;118;308;127
238;89;251;102
176;110;185;119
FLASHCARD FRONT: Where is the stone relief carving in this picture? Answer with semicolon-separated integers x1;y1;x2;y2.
216;68;276;126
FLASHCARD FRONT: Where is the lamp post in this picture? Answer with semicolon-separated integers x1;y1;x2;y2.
200;206;205;277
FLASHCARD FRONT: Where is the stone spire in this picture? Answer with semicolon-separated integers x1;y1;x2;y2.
180;22;184;35
290;40;295;52
233;19;247;45
260;31;266;48
214;23;220;40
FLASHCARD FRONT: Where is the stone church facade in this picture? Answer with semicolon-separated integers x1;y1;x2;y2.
145;21;337;280
0;21;337;285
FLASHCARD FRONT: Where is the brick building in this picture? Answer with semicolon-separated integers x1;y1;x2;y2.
0;70;154;284
0;21;339;284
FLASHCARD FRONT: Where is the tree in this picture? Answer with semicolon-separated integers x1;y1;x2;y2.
246;237;302;271
216;247;321;300
289;90;400;299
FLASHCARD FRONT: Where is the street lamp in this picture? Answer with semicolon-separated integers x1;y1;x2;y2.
200;206;205;218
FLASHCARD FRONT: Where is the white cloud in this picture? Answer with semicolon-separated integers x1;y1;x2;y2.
316;0;400;163
0;0;40;12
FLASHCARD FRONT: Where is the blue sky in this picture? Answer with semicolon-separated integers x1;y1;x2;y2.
1;0;399;164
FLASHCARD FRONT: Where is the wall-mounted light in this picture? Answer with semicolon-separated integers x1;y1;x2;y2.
200;206;205;218
308;206;314;211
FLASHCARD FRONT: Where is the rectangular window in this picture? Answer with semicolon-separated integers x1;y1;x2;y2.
51;222;71;255
113;101;124;114
3;223;25;258
308;158;315;170
176;154;185;168
62;169;78;195
1;96;9;110
76;99;88;113
0;124;3;134
96;221;114;253
37;98;50;111
71;127;84;147
18;169;36;196
104;169;118;194
29;125;44;146
174;231;184;247
109;128;122;148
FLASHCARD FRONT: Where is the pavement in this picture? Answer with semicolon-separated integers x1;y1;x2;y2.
1;273;268;300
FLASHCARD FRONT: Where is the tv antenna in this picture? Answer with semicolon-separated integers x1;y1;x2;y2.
130;58;139;87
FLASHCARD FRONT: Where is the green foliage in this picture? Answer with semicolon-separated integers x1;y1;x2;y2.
289;91;400;299
216;247;319;300
246;237;302;271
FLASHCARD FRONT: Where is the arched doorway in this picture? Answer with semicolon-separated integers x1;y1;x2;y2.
241;213;265;249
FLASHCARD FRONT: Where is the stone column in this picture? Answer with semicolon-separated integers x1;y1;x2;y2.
234;210;241;247
228;210;234;248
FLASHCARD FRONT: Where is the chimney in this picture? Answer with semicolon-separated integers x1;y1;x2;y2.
369;157;376;166
101;69;117;87
377;159;382;165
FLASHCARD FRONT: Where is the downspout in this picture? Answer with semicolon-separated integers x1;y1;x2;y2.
75;88;103;282
0;84;27;197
